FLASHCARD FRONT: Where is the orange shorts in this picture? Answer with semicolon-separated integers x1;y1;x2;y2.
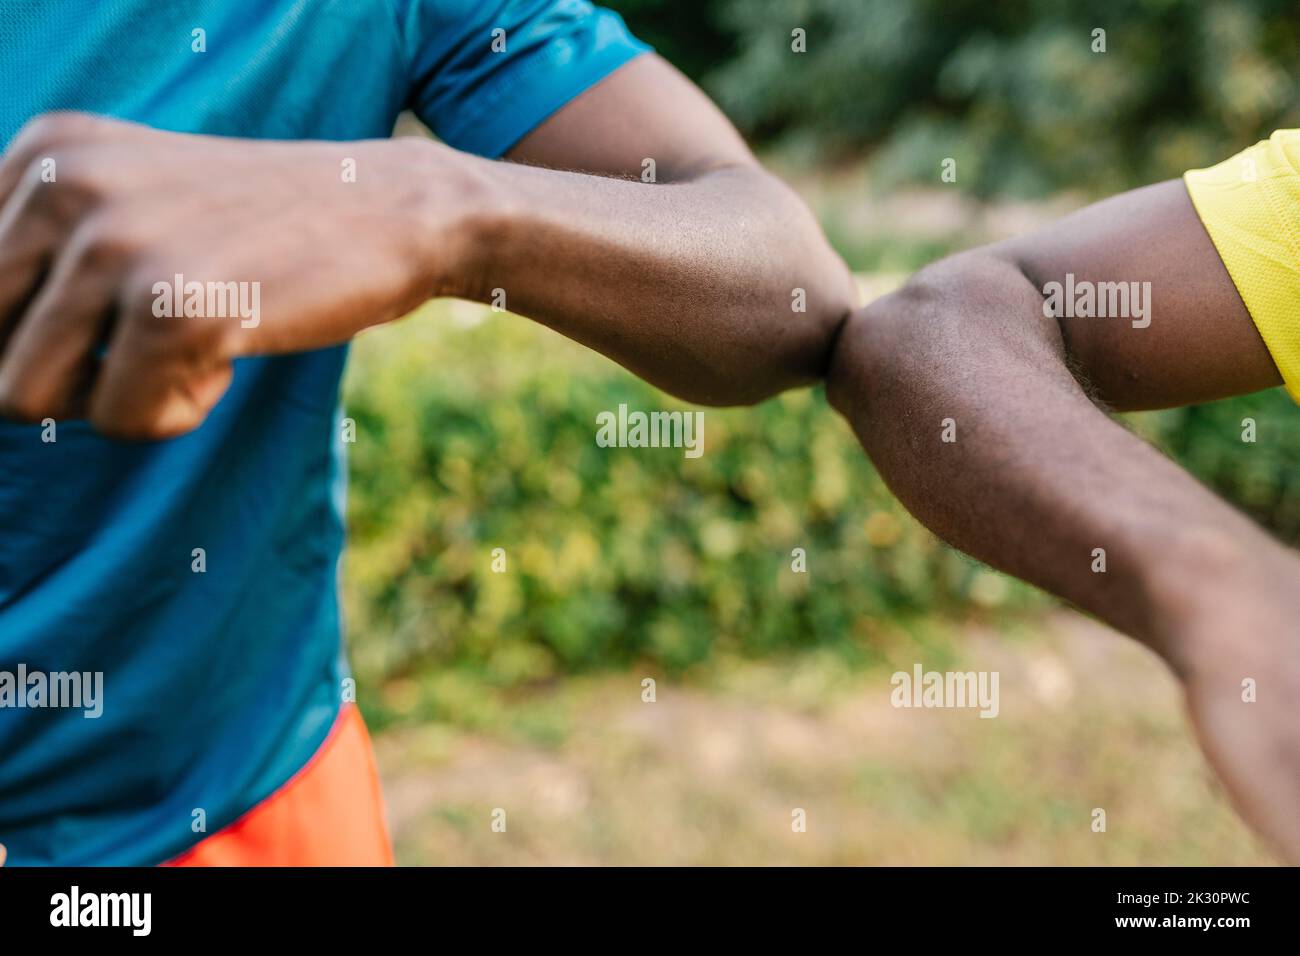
164;704;394;867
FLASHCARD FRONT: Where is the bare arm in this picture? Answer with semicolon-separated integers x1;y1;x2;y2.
1004;180;1280;410
467;54;858;405
0;56;855;436
828;181;1284;648
826;180;1300;861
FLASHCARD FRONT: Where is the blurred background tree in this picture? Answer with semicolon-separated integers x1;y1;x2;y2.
617;0;1300;197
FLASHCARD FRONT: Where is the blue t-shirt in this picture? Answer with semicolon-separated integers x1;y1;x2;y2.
0;0;647;865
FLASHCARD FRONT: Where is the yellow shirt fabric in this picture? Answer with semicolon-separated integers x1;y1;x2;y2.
1185;130;1300;401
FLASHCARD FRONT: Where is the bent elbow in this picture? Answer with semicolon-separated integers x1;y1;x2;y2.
826;250;1058;417
675;274;859;408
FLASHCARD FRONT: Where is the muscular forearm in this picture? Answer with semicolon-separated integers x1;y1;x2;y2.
828;246;1300;862
826;250;1292;671
0;112;854;437
425;146;857;406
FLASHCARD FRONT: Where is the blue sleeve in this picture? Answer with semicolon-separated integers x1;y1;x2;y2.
394;0;652;158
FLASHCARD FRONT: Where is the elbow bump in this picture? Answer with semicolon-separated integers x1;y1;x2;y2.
824;251;1051;414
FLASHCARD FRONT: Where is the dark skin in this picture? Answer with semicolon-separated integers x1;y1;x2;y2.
0;54;856;437
0;54;856;865
828;179;1300;862
1;40;1284;863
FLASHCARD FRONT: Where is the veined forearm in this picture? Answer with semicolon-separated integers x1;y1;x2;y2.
439;151;857;406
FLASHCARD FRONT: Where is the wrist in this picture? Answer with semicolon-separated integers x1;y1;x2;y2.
396;137;511;303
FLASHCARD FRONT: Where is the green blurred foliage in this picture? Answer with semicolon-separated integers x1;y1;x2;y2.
607;0;738;83
342;305;1037;723
614;0;1300;197
1141;389;1300;541
343;306;1298;729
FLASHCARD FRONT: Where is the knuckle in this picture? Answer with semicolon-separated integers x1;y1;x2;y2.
11;150;106;226
16;150;59;190
54;153;110;205
7;112;100;174
71;214;147;273
119;264;167;318
121;265;233;357
12;111;85;149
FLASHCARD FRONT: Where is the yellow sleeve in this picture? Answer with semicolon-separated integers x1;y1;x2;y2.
1184;130;1300;402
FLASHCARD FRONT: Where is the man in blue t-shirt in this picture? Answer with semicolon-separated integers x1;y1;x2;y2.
0;1;856;864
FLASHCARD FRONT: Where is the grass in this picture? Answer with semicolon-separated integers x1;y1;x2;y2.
372;609;1273;866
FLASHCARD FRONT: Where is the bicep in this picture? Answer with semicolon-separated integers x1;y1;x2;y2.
505;53;756;181
997;179;1281;410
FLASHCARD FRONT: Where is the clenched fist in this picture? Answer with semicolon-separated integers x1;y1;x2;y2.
0;112;488;439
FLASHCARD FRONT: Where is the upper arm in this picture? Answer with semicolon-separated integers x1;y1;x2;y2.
398;0;652;160
505;53;757;181
995;179;1282;410
400;0;755;178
